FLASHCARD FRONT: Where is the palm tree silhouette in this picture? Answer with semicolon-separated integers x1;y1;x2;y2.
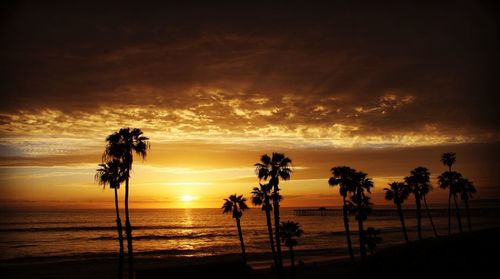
255;153;293;272
365;227;382;255
348;171;373;260
438;171;463;234
405;167;433;240
95;159;126;279
279;221;303;278
458;177;476;232
441;152;456;235
251;183;278;269
328;166;357;263
384;182;410;243
222;194;249;264
103;128;149;278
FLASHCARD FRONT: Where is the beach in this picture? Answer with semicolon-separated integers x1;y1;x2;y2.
2;228;499;278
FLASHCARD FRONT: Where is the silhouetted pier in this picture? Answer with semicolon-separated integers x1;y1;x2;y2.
293;208;500;217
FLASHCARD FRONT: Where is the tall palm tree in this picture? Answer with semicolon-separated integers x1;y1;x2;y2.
365;227;382;255
251;183;278;268
458;177;476;232
441;152;456;172
441;152;456;235
222;194;249;264
255;153;293;272
351;171;373;260
405;167;432;240
103;128;149;279
438;171;463;234
95;159;126;279
384;182;410;243
279;221;303;278
328;166;357;262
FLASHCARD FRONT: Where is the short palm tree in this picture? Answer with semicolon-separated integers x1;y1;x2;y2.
405;167;434;240
365;227;382;255
279;221;303;277
458;178;476;232
441;152;456;235
438;171;463;233
103;128;149;279
95;159;126;279
384;182;410;243
222;194;249;264
349;171;373;260
328;166;357;262
255;153;293;272
251;183;278;268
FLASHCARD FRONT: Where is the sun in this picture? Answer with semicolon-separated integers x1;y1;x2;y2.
180;195;195;202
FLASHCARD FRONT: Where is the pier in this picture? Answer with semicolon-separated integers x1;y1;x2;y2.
293;207;500;217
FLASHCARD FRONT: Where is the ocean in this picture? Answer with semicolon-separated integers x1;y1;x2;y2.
1;207;499;264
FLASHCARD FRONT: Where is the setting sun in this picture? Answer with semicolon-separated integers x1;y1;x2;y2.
180;195;195;202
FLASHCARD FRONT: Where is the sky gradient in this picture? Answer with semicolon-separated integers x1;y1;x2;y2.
1;0;499;208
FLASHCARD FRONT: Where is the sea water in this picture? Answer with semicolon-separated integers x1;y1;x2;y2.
0;207;498;262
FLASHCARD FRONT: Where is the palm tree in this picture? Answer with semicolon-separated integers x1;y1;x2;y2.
255;153;293;272
405;167;432;240
279;221;303;278
384;182;410;243
441;152;456;235
441;152;456;172
103;128;149;279
365;227;382;255
251;183;278;268
458;177;476;232
438;171;463;234
328;166;357;262
222;194;249;264
95;159;125;279
349;171;373;260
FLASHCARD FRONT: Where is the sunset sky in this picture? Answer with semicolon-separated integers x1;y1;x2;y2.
1;0;499;209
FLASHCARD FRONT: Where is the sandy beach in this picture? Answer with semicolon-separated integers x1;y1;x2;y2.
2;227;498;279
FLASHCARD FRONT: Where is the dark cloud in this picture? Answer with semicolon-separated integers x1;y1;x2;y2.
1;0;499;140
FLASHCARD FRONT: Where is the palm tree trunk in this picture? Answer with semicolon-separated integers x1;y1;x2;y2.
423;195;438;237
114;188;124;279
272;189;283;273
396;202;409;243
448;191;452;235
342;196;355;263
264;200;278;269
453;194;463;233
415;194;422;240
358;218;366;260
236;218;247;264
124;176;134;279
464;197;472;232
289;246;295;279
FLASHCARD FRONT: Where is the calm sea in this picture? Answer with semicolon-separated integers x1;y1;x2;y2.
0;207;499;263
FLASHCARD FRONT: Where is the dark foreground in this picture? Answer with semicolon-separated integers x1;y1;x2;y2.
288;227;500;279
2;228;499;278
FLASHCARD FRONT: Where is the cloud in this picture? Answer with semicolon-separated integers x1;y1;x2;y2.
0;1;498;155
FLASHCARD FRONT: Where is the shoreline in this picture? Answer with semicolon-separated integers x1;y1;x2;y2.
2;227;499;278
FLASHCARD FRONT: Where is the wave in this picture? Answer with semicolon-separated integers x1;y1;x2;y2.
9;244;38;248
91;232;235;241
313;227;404;237
0;221;81;226
0;225;223;233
